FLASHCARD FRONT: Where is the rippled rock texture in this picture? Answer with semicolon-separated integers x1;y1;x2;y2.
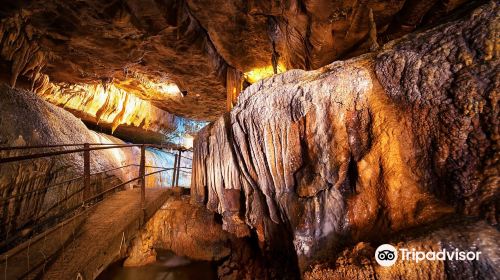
0;84;181;249
191;2;499;277
0;0;478;120
40;83;178;143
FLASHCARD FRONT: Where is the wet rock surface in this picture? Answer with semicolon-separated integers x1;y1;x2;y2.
191;2;499;278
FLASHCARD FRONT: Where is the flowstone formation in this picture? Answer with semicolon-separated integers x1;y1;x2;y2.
191;2;499;278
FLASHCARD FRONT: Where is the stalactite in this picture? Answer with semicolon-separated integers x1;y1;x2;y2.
111;92;129;133
95;93;111;124
0;15;48;89
41;83;177;137
226;66;243;111
192;2;499;272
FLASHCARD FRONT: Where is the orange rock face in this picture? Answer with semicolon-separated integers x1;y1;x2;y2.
0;0;478;120
191;2;499;277
124;190;232;266
39;82;177;143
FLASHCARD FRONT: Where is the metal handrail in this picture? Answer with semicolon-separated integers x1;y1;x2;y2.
0;153;169;261
0;144;139;164
0;144;192;163
84;168;172;204
11;168;172;239
0;142;193;151
0;143;125;151
0;142;192;254
0;164;137;204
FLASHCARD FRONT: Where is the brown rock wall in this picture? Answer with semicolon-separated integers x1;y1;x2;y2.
191;2;499;276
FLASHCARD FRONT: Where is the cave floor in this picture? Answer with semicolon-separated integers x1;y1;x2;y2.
2;187;170;280
97;249;218;280
44;187;170;280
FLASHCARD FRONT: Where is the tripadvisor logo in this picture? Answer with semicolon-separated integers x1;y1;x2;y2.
374;244;482;267
375;244;398;266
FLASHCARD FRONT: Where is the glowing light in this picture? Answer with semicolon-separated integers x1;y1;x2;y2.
158;83;181;95
243;63;286;84
92;133;127;165
42;83;173;133
118;72;182;97
183;134;194;149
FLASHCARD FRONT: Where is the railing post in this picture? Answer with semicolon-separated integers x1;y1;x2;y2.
83;143;90;203
175;150;182;187
140;145;146;212
171;154;178;187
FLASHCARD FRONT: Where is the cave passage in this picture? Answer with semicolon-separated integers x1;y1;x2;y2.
0;1;499;279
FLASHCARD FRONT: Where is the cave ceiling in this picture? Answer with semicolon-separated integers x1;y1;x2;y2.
0;0;474;121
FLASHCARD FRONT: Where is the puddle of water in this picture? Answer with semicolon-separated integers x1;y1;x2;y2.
97;250;218;280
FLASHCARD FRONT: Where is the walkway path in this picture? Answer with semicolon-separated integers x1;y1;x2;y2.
1;187;170;280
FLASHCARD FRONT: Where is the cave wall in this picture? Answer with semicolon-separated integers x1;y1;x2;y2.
124;190;232;266
0;0;480;121
0;1;227;120
304;219;499;279
125;189;272;279
0;15;185;143
191;1;499;275
0;84;184;249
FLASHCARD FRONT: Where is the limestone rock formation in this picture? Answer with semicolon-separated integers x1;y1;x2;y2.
124;189;232;266
0;0;478;120
304;219;499;280
191;2;499;277
0;0;498;279
0;84;179;250
39;82;178;143
0;1;227;120
125;189;271;279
